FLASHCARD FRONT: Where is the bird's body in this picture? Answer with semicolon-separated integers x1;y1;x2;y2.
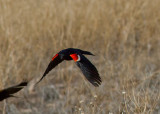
37;48;102;87
0;81;28;101
58;48;94;60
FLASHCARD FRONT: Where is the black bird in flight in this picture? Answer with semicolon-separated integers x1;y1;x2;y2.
0;81;28;101
36;48;102;87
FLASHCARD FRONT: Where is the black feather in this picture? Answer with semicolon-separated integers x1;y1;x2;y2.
0;81;28;101
36;54;63;85
76;54;101;87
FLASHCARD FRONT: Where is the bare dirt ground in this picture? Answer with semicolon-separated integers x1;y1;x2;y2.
0;0;160;113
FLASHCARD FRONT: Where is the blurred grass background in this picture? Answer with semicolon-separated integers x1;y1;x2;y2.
0;0;160;113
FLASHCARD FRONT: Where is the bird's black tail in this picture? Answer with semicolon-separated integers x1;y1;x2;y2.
81;50;95;56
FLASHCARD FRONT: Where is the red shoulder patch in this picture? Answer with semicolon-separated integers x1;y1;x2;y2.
52;54;59;61
70;54;80;62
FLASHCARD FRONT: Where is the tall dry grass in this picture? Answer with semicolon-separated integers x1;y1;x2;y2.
0;0;160;113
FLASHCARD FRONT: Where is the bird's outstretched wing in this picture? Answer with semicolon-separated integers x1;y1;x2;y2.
36;54;63;84
0;81;28;101
70;54;102;87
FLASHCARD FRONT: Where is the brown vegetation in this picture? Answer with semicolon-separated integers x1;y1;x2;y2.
0;0;160;113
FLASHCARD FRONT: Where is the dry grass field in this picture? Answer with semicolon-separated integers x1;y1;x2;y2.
0;0;160;113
